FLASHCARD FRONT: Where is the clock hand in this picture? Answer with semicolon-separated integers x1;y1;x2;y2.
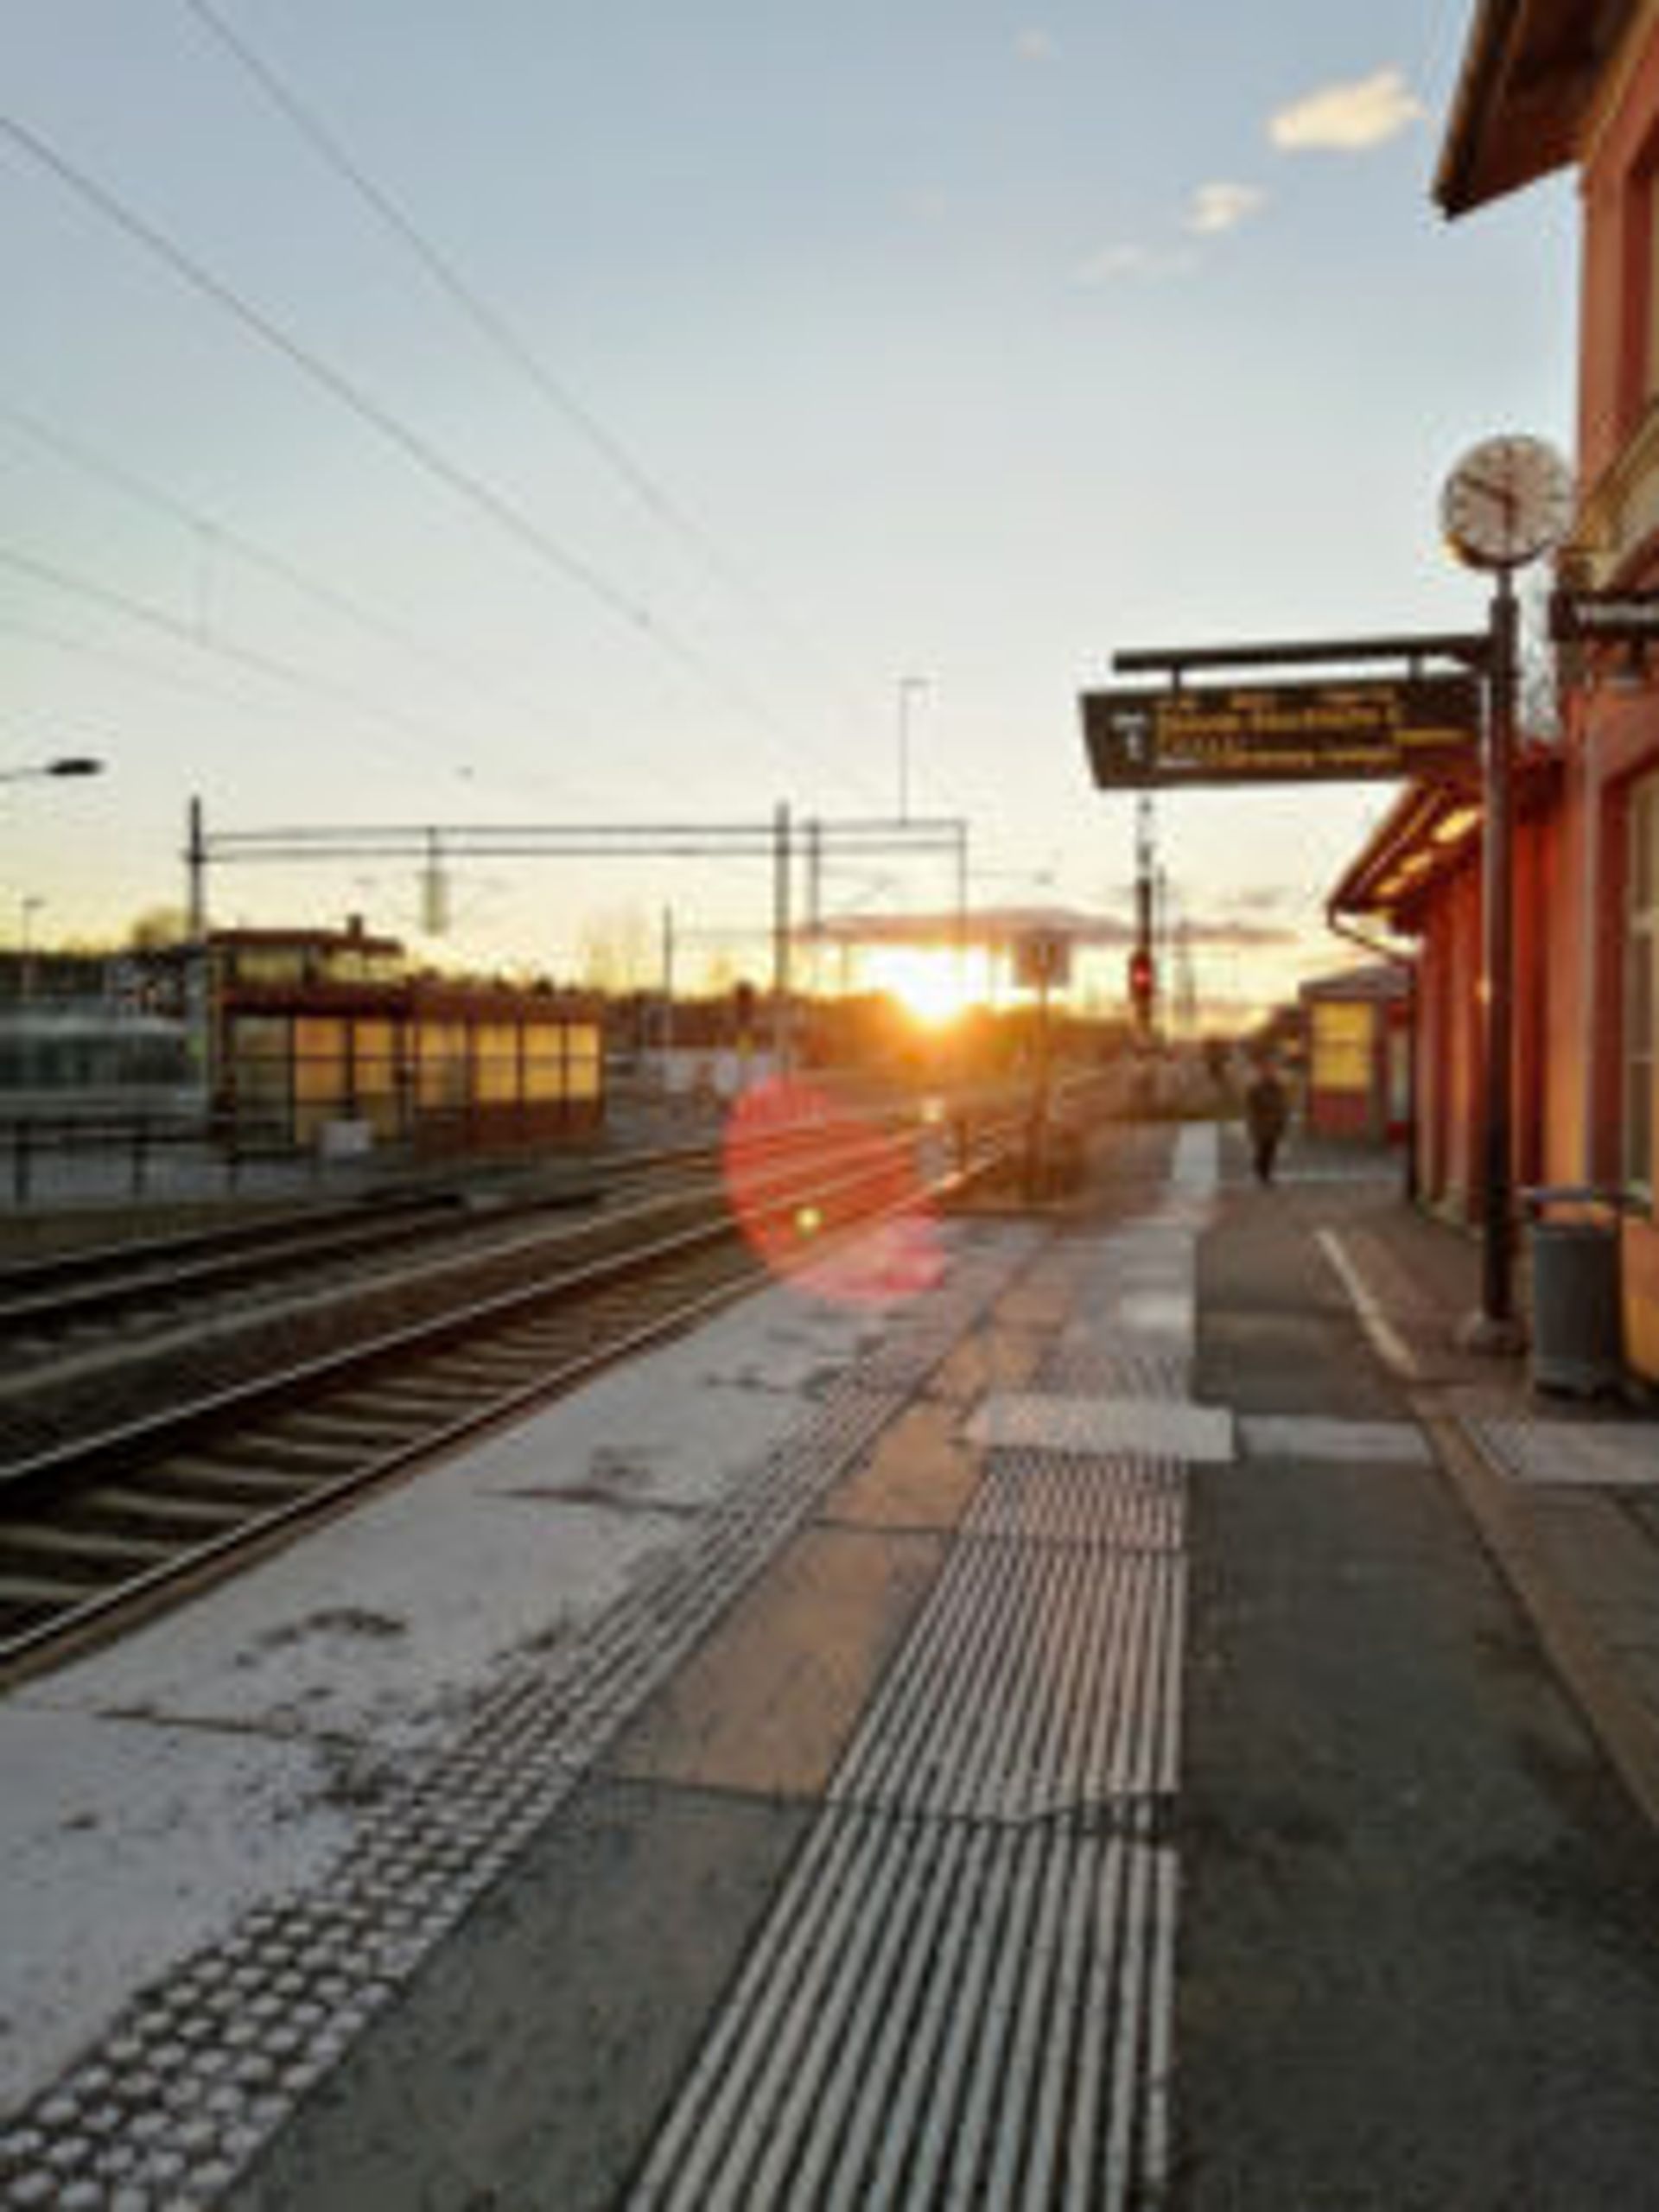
1460;474;1517;518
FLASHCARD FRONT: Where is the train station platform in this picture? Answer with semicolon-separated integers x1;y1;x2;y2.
3;1118;1658;2208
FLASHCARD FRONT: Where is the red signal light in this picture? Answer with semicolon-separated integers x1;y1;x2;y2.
1128;948;1155;1008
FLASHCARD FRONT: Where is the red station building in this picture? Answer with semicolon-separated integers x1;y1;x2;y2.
1332;0;1659;1382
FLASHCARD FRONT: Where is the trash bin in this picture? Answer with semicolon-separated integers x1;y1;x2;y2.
1523;1186;1624;1395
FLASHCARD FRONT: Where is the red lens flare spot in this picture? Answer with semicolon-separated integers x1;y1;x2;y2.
721;1077;943;1305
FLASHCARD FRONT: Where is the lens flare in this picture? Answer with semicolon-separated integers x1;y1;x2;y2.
721;1076;943;1305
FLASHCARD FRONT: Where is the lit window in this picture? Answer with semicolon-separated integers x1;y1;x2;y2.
1626;772;1658;1197
1310;1002;1372;1094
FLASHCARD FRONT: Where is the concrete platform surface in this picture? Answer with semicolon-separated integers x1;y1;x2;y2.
4;1117;1659;2212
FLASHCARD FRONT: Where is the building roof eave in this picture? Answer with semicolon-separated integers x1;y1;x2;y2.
1327;754;1563;925
1434;0;1637;216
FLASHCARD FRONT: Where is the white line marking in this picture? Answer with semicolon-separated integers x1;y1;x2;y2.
1315;1227;1423;1382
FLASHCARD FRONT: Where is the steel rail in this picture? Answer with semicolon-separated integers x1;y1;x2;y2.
0;1109;920;1343
0;1187;462;1289
0;1132;1009;1674
0;1116;919;1367
0;1116;952;1489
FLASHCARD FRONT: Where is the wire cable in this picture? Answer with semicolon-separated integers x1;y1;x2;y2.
0;538;592;787
0;398;659;797
180;0;894;808
0;104;813;778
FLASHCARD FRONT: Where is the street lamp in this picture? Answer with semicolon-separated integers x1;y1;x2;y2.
18;894;43;1004
0;754;105;785
896;677;928;823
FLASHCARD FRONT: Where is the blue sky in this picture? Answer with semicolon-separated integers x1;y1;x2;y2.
1;2;1575;1010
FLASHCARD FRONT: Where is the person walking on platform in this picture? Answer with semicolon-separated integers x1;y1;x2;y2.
1243;1058;1289;1185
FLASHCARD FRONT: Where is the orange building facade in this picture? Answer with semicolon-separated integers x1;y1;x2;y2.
1337;0;1659;1381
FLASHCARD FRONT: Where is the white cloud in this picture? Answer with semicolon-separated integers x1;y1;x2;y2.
1268;67;1426;153
1014;28;1058;62
1185;181;1267;236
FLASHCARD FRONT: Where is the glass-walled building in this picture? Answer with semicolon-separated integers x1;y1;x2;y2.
213;918;603;1152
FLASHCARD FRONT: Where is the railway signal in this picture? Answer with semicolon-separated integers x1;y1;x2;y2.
1128;945;1155;1020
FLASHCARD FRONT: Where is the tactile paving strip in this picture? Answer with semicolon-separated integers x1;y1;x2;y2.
631;1808;1174;2212
0;1232;1043;2210
628;1440;1185;2209
833;1479;1185;1826
629;1211;1207;2210
966;1393;1233;1464
962;1450;1185;1553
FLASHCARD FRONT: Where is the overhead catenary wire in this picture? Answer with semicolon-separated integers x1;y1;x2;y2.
0;105;836;804
0;538;592;785
181;0;895;812
0;399;654;802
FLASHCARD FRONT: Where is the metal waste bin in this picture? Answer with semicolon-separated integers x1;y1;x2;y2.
1523;1186;1624;1395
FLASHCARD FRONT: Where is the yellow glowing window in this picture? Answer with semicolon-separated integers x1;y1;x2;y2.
415;1020;467;1108
474;1022;520;1103
565;1023;602;1100
1310;1002;1373;1094
352;1019;399;1096
233;949;305;986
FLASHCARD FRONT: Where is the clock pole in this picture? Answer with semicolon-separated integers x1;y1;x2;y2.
1438;432;1573;1352
1473;565;1522;1343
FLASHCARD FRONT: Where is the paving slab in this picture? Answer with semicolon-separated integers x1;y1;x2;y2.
1237;1414;1433;1465
604;1523;945;1800
1180;1149;1659;2208
0;1706;348;2113
918;1318;1047;1404
817;1397;982;1532
0;1218;1017;2146
225;1777;812;2212
965;1389;1235;1462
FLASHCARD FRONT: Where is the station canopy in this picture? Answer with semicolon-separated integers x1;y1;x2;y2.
802;905;1134;953
803;904;1295;954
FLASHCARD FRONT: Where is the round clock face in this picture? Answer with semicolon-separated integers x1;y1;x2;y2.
1440;435;1575;570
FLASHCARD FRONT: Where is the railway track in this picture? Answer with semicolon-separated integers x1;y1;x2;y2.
0;1106;960;1415
0;1113;1023;1678
0;1113;868;1370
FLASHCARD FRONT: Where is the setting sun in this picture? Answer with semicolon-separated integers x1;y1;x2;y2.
864;947;983;1027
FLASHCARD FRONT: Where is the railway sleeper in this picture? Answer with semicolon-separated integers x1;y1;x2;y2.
139;1454;325;1502
0;1522;177;1571
369;1353;526;1389
198;1431;373;1476
269;1406;438;1447
420;1352;556;1389
77;1484;259;1533
342;1384;500;1423
0;1566;99;1612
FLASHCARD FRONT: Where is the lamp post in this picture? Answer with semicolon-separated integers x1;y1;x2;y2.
2;760;100;1002
896;677;928;824
0;754;104;786
17;894;43;1004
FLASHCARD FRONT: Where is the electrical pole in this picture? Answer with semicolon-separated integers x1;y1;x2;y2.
186;796;207;942
897;677;928;823
805;817;823;1007
660;906;675;1067
772;801;791;1074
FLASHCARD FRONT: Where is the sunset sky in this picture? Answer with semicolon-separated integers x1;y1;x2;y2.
1;3;1574;1015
